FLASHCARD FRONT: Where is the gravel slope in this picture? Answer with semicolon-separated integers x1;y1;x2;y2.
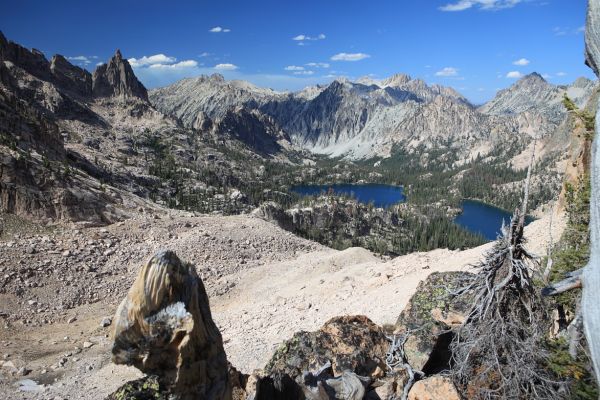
0;206;564;399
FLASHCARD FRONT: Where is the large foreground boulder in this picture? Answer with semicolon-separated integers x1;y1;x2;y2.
251;315;398;399
109;250;232;400
394;271;473;373
265;315;389;379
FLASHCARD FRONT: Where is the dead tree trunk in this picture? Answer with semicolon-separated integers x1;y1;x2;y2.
583;0;600;384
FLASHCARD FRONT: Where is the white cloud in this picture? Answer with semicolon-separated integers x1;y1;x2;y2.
576;25;585;34
293;70;315;75
67;55;94;65
285;65;305;71
506;71;524;78
306;62;330;68
435;67;459;76
128;54;177;68
148;60;198;69
439;0;522;11
214;63;239;70
542;73;551;79
556;71;567;76
292;33;326;41
209;26;230;33
128;53;198;71
96;62;104;66
512;58;530;66
198;52;211;57
330;52;371;61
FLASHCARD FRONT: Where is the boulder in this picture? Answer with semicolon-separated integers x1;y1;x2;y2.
394;272;473;373
110;250;231;400
265;315;389;379
248;315;392;399
407;376;460;400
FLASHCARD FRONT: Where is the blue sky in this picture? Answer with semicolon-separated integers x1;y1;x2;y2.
1;0;594;103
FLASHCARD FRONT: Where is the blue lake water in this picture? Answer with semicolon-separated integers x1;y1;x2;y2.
454;199;534;241
291;184;533;242
290;183;405;208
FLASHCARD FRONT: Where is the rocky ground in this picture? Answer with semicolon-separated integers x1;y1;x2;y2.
0;204;564;399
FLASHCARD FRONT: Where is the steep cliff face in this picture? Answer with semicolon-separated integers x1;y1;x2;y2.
92;50;148;101
210;107;291;156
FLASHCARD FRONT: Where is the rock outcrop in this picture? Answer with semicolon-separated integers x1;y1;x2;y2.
110;250;232;399
253;198;404;255
92;50;148;100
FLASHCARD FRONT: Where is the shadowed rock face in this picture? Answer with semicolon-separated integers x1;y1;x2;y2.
111;250;232;400
50;54;92;98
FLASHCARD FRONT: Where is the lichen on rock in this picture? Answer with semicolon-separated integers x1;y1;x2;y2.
394;271;473;373
265;315;388;379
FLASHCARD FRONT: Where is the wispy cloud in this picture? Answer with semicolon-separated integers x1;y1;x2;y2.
214;63;238;70
435;66;459;76
439;0;522;12
292;33;326;41
293;70;315;75
284;65;305;71
512;58;530;66
506;71;524;78
556;71;567;76
67;55;96;65
128;54;177;68
209;26;231;33
306;62;330;68
553;26;567;36
148;60;198;69
198;52;211;57
330;52;370;61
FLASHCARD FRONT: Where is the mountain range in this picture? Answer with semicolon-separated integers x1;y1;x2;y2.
0;30;597;224
151;70;597;160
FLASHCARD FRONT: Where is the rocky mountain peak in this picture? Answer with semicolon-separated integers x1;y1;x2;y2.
382;73;412;87
479;71;561;117
92;49;148;101
571;76;595;88
210;73;225;82
521;71;545;82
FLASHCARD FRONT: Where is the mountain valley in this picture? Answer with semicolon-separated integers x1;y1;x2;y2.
0;16;598;399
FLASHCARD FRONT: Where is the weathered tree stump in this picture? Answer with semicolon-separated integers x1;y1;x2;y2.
110;250;232;400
